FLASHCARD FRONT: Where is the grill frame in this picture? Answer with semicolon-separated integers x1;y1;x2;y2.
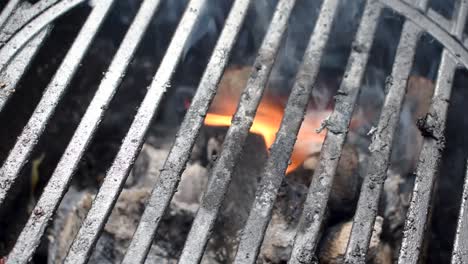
1;0;468;263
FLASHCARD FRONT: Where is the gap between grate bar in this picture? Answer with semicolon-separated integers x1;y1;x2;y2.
0;0;114;208
232;0;340;263
121;1;252;263
3;1;115;263
287;1;383;263
5;0;161;262
177;0;297;263
0;0;20;30
452;159;468;264
344;20;422;263
63;0;207;263
0;27;51;112
0;0;86;73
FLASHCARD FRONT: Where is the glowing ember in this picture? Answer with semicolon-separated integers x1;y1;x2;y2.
205;93;329;173
201;67;330;173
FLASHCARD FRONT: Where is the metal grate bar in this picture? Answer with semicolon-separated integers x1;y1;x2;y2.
0;27;51;112
63;0;206;262
232;0;340;263
0;0;60;44
178;0;296;263
398;3;467;262
120;1;250;263
398;2;467;262
0;0;86;73
0;0;70;113
3;1;115;263
0;0;20;30
380;0;468;69
121;1;251;262
452;160;468;264
287;1;383;263
4;0;161;262
452;0;468;39
344;20;422;263
0;0;114;208
398;49;457;264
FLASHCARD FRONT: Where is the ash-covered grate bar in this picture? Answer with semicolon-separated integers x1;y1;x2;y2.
0;0;86;73
0;0;20;29
398;50;457;264
178;0;296;263
380;0;468;69
398;1;467;262
344;20;423;264
347;0;465;262
3;1;116;263
121;1;251;263
452;160;468;264
452;0;468;39
287;1;383;263
0;0;70;112
232;0;340;263
63;0;207;262
4;0;162;262
0;0;60;43
0;27;50;112
0;0;114;208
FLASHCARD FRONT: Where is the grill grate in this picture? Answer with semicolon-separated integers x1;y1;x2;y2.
1;0;468;263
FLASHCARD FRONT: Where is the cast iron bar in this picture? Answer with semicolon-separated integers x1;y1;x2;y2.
178;0;297;262
234;0;341;263
0;0;114;208
347;0;464;262
0;27;50;112
0;0;20;30
378;0;468;69
451;160;468;264
344;20;423;263
398;49;457;264
0;0;86;73
288;1;383;263
3;1;116;263
122;0;251;263
63;0;207;263
398;1;467;262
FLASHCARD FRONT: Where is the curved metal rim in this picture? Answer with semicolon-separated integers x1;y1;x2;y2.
379;0;468;69
0;0;86;73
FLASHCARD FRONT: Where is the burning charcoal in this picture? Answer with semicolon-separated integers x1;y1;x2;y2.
318;216;392;264
206;65;329;172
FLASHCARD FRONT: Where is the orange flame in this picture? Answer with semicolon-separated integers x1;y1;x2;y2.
205;95;329;173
